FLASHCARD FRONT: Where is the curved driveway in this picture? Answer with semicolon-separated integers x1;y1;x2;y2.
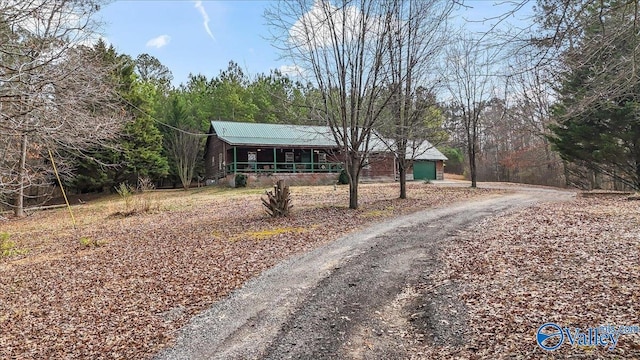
156;186;573;359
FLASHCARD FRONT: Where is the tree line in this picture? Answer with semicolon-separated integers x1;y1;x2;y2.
2;0;638;216
69;42;324;194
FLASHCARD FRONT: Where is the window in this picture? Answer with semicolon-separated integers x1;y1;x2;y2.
285;152;294;162
248;151;257;163
218;153;223;170
318;153;327;162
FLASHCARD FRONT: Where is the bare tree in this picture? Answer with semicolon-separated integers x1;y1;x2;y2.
501;54;565;186
382;0;453;198
267;0;400;209
167;131;202;190
0;0;125;217
442;36;498;188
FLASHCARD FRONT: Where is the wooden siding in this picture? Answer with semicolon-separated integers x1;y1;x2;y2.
204;134;227;180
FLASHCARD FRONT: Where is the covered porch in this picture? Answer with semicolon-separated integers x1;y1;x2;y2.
225;146;343;175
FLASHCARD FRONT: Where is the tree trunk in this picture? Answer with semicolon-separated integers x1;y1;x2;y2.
467;138;477;188
635;157;640;191
399;162;407;199
562;159;570;187
348;180;358;209
179;159;192;190
348;160;359;209
15;134;28;218
470;154;477;188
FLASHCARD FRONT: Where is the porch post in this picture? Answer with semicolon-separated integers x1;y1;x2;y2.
273;148;277;172
233;146;237;174
311;149;314;173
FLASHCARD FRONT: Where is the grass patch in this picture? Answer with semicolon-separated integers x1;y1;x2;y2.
360;205;395;218
111;182;162;217
78;236;106;248
233;226;307;241
1;232;28;257
360;210;387;217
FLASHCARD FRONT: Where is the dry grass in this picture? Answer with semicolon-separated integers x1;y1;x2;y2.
0;182;498;359
444;173;466;181
410;196;640;359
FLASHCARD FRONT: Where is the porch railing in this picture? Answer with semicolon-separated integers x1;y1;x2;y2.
226;161;343;174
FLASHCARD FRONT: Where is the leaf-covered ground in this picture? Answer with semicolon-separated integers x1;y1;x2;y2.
410;195;640;359
0;183;495;359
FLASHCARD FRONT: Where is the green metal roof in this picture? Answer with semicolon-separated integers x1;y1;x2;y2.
210;120;447;160
210;120;338;147
368;136;448;160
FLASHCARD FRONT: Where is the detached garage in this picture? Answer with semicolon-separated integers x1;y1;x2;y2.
410;145;447;181
413;161;437;180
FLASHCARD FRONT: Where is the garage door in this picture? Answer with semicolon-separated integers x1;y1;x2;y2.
413;161;436;180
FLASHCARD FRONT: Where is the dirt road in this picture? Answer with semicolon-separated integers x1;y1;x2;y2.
156;188;573;359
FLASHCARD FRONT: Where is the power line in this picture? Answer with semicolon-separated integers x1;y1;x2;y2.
118;95;212;137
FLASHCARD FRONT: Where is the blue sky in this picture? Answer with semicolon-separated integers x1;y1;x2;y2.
98;1;532;87
99;1;284;86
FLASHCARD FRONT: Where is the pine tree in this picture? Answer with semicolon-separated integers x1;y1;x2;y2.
547;1;640;189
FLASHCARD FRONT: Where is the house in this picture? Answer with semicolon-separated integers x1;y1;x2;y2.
204;121;342;183
204;120;447;184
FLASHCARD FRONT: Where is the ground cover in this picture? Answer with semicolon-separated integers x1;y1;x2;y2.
405;195;640;359
0;182;495;359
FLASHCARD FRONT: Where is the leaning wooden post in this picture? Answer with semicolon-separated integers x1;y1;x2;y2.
15;134;27;218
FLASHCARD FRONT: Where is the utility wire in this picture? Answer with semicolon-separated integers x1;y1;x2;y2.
118;95;213;137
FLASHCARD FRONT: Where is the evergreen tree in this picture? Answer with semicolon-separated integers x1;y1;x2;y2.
210;61;258;121
547;1;640;189
70;42;168;192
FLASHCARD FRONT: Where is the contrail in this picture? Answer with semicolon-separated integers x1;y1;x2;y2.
194;1;216;41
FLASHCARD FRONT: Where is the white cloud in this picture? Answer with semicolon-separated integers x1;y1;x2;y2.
146;35;171;49
289;1;384;50
194;1;216;41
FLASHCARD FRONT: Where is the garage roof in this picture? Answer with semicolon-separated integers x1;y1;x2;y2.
369;136;448;161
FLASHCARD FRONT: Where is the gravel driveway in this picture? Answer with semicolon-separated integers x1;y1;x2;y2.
156;189;572;359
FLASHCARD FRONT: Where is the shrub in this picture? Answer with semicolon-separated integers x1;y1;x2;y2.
338;169;350;184
235;174;247;188
262;180;293;217
137;177;155;192
115;182;133;210
439;146;464;174
113;180;159;217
